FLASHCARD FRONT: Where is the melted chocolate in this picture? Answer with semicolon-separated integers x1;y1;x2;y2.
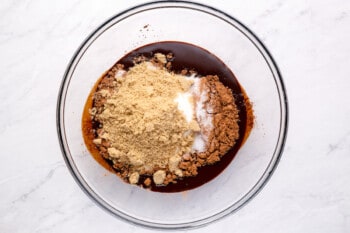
82;41;253;193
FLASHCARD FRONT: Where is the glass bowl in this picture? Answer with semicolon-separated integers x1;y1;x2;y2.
57;1;288;229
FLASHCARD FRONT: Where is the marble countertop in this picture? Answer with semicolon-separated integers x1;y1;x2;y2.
1;0;350;232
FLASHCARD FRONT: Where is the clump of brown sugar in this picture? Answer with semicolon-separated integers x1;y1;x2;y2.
89;53;240;188
91;54;200;185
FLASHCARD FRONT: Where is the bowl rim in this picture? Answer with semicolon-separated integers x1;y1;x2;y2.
56;0;289;230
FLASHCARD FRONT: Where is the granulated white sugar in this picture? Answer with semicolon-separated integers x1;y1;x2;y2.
174;92;194;123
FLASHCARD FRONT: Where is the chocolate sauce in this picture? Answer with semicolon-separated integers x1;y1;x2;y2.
82;41;253;193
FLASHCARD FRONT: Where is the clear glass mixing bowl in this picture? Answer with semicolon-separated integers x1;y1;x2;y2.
57;1;288;229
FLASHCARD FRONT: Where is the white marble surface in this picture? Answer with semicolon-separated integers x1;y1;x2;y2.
1;0;350;232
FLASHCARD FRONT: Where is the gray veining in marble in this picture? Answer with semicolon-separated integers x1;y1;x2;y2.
1;0;350;232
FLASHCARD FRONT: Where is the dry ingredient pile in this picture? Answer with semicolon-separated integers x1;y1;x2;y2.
89;53;239;187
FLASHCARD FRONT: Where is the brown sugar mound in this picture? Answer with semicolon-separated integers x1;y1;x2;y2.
92;60;200;181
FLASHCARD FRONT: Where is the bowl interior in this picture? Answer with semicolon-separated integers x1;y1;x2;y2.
58;1;287;229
